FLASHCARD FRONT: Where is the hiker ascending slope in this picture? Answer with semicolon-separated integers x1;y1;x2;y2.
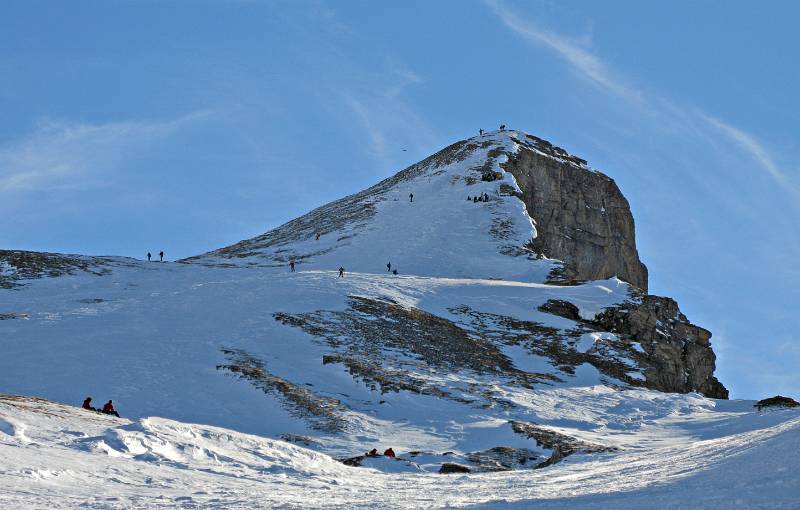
102;400;120;417
159;251;164;262
82;397;97;412
409;193;413;202
384;448;396;458
338;267;345;278
290;261;295;272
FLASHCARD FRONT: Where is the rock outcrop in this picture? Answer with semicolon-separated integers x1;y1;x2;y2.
754;396;800;411
498;133;649;291
591;294;728;399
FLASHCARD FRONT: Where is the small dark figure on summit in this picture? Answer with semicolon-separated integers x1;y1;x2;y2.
387;262;391;272
338;267;345;278
147;252;151;262
392;269;398;275
409;193;414;202
159;251;164;262
479;128;484;136
500;124;506;130
102;400;120;417
290;261;295;272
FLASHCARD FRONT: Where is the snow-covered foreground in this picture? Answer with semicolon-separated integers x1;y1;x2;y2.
1;394;799;509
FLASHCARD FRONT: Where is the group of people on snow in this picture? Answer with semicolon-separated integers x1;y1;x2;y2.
469;193;491;203
366;447;396;458
82;397;120;417
146;251;165;262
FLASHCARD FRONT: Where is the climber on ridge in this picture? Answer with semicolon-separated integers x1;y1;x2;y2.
384;448;396;458
409;193;414;202
338;267;345;278
290;261;295;272
387;262;391;272
147;252;151;262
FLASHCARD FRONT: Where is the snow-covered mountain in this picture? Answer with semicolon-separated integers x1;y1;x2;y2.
2;129;797;508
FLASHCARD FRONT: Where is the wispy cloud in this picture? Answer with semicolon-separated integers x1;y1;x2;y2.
485;0;794;200
0;111;212;193
484;0;643;104
698;112;798;197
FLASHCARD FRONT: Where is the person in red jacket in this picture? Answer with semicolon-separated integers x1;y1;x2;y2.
102;400;120;417
383;448;396;458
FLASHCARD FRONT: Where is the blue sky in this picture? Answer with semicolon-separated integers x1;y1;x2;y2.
1;0;798;399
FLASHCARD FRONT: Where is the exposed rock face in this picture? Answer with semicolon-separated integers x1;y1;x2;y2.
591;295;729;399
499;134;649;291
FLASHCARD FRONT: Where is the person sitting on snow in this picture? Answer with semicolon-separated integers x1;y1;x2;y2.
366;448;379;457
82;397;98;412
383;448;396;458
102;400;120;417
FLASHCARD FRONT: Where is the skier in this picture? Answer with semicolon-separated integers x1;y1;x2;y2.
82;397;97;412
409;193;414;202
387;262;391;272
383;448;396;458
102;400;120;417
338;267;345;278
147;252;151;262
290;261;295;272
159;251;164;262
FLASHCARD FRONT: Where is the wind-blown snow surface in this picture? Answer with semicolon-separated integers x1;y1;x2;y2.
2;395;799;509
3;129;798;507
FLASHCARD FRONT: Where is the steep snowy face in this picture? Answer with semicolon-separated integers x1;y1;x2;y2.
183;131;558;282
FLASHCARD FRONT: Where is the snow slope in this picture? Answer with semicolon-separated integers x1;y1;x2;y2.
2;395;799;509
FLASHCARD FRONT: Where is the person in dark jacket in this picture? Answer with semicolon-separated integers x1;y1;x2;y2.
500;124;506;130
290;261;295;272
338;267;345;278
366;448;379;457
387;262;391;272
147;252;151;262
82;397;97;411
159;251;164;262
102;400;120;417
409;193;414;202
383;448;396;458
